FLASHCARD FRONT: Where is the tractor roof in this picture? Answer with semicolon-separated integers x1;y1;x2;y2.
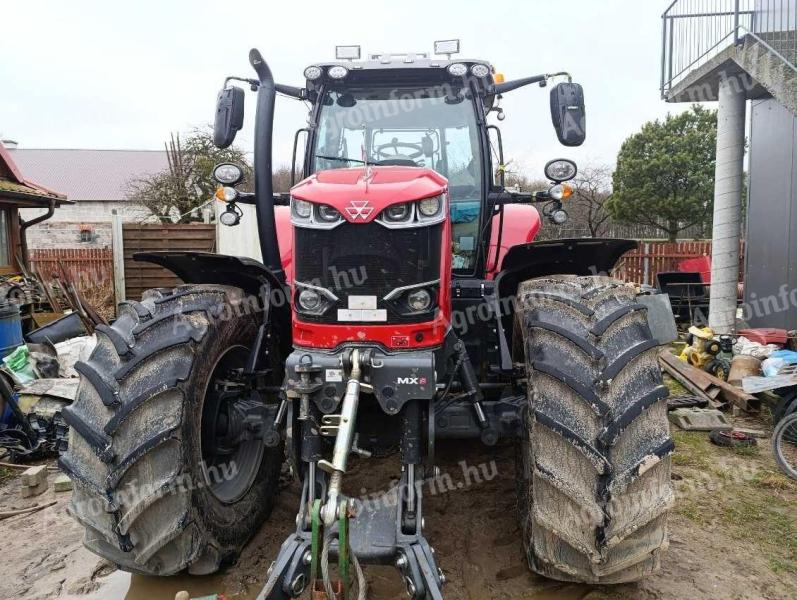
304;56;496;89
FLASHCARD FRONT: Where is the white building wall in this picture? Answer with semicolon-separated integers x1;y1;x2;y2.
20;201;156;249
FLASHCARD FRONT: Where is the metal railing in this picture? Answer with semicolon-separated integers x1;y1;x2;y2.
661;0;797;97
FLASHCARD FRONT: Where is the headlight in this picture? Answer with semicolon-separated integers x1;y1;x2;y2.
418;195;441;217
213;163;244;185
407;289;432;312
385;203;411;222
292;198;312;219
328;65;349;79
447;63;467;77
549;183;573;201
544;159;578;182
298;289;322;311
215;186;238;202
470;64;490;78
316;204;341;223
304;65;322;80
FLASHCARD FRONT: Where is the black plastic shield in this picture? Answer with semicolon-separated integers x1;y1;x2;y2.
550;82;586;147
213;86;245;148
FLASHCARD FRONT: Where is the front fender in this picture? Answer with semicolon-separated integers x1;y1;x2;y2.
496;238;638;300
133;251;292;353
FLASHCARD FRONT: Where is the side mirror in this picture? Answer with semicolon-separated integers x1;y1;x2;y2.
550;82;586;147
213;86;245;148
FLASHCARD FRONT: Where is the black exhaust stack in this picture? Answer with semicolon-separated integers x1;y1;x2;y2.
249;48;286;284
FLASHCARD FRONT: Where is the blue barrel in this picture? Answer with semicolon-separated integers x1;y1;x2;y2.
0;302;24;359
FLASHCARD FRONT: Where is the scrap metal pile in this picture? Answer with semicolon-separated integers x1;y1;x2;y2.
661;323;797;479
0;265;105;461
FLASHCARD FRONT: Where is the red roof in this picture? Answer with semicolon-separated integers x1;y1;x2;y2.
0;141;67;204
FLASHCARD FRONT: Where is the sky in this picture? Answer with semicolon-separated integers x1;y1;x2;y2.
1;1;691;176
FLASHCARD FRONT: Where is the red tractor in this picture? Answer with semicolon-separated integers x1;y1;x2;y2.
61;42;675;599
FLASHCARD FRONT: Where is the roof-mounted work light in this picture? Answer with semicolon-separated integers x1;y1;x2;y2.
434;39;460;58
335;45;361;61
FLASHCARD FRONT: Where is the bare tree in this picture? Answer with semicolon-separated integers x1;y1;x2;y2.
126;128;251;223
571;164;613;237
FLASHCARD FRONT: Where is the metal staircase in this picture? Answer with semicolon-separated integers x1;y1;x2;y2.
661;0;797;114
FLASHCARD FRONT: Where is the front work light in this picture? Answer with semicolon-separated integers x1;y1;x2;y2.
447;63;467;77
434;39;460;56
212;163;244;185
219;204;242;227
304;65;322;80
470;64;490;78
328;65;349;79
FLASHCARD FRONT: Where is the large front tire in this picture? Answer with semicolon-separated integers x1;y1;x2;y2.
60;284;283;576
515;276;673;583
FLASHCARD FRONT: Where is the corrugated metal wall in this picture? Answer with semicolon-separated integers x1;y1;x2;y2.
744;97;797;328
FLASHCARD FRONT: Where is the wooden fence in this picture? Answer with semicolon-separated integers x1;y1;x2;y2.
615;240;745;286
26;234;746;311
120;223;216;301
30;247;114;294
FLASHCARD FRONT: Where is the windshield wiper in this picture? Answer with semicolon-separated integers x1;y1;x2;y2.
315;154;366;165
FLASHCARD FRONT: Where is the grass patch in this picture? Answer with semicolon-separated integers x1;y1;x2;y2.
731;444;761;458
676;497;712;526
720;493;797;573
672;431;714;469
0;466;12;484
663;374;688;396
752;471;797;491
770;558;797;575
674;430;797;574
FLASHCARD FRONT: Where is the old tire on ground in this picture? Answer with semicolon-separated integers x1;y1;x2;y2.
60;284;283;576
515;275;673;583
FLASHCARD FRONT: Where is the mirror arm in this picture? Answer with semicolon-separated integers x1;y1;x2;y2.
489;74;546;95
275;83;307;100
234;192;291;206
487;190;535;205
488;71;572;95
223;76;306;100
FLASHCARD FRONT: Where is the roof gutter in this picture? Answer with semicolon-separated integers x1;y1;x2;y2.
19;198;55;271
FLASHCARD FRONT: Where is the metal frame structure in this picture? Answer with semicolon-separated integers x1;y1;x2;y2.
661;0;797;98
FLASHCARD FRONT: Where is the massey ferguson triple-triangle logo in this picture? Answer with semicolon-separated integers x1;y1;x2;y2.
346;200;374;220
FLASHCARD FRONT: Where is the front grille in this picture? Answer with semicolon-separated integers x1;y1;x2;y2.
294;222;442;324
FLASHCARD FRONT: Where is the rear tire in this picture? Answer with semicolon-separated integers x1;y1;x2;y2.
515;276;673;583
60;284;283;576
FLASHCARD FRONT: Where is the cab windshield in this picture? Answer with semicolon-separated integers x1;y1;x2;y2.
313;87;484;270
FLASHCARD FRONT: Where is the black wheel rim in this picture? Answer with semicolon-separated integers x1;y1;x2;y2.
201;345;265;504
775;415;797;480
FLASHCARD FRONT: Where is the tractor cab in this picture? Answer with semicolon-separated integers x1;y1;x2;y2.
294;45;585;275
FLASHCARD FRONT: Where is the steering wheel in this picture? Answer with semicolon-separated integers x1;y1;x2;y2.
375;138;425;161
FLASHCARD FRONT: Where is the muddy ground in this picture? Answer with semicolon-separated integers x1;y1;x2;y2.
2;411;796;600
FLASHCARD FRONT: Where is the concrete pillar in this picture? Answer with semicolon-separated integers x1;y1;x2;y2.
708;76;746;333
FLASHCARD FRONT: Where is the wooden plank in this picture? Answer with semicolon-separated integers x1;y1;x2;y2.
659;351;760;412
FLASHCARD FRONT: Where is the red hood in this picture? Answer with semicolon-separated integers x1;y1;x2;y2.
290;166;447;224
